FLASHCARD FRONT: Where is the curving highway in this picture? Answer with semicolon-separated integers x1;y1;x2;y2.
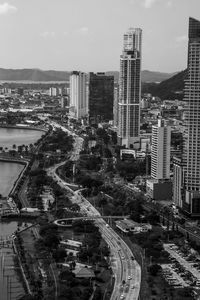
46;121;141;300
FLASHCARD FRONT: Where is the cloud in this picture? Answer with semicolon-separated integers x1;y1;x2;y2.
40;31;56;38
0;2;17;15
77;27;89;35
130;0;172;8
143;0;158;8
176;35;187;43
166;1;172;7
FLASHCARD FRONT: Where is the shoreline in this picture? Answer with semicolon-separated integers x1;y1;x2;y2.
9;161;28;197
0;157;28;166
0;158;28;199
0;124;47;132
0;126;50;199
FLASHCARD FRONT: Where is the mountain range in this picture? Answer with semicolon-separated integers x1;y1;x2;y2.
0;68;176;83
0;67;186;100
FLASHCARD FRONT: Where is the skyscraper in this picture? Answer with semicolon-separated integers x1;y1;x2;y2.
182;17;200;216
146;118;172;201
88;72;114;124
70;71;87;119
113;86;119;127
151;119;171;180
118;28;142;149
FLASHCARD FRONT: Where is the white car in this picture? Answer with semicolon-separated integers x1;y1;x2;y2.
128;276;132;280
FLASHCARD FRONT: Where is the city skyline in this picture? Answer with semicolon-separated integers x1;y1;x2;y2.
0;0;199;72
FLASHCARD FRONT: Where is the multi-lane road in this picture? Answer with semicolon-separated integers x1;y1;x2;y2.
46;121;141;300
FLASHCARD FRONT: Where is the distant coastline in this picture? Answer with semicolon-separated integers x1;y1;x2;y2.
0;80;68;84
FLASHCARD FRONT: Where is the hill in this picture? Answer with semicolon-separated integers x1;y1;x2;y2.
0;68;175;83
0;68;70;81
142;69;187;100
142;70;177;83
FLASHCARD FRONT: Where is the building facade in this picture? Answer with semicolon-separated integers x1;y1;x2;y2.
151;119;171;180
182;17;200;216
88;72;114;124
70;71;87;119
113;85;119;127
49;87;58;97
146;179;172;201
146;119;172;201
118;28;142;149
173;156;184;209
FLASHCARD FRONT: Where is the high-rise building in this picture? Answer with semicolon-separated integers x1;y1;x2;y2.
113;86;119;127
49;87;58;97
88;72;114;124
151;119;171;180
173;156;184;209
60;97;68;109
70;71;87;119
146;118;172;201
182;17;200;216
17;87;24;96
118;28;142;149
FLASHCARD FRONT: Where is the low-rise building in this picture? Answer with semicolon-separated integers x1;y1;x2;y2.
115;219;151;234
74;266;95;278
60;239;82;256
146;179;172;201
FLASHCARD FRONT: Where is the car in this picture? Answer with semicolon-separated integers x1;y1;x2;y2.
128;276;132;280
192;263;199;267
121;256;125;260
120;295;125;300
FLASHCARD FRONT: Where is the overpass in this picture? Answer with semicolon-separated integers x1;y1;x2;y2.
54;215;129;226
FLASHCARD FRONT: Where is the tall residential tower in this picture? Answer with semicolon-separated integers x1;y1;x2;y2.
151;119;171;180
118;28;142;148
146;118;172;201
182;17;200;216
70;71;88;119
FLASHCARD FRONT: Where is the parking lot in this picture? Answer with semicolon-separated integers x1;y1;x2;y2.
164;243;200;281
161;243;200;291
161;264;188;288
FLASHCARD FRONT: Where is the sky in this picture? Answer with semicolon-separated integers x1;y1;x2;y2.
0;0;199;73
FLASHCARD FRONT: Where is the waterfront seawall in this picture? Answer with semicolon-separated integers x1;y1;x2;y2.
0;156;31;197
0;124;47;132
